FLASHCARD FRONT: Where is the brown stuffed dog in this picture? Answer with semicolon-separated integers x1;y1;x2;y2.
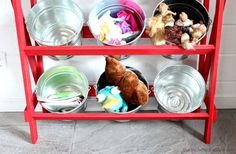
105;57;148;106
105;56;126;85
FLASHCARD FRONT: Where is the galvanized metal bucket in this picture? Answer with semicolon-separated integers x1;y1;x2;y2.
88;0;146;60
96;66;149;122
25;0;84;60
88;0;146;46
153;65;206;113
36;66;89;114
152;0;211;61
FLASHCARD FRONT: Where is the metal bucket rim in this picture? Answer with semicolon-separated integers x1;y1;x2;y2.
36;65;89;90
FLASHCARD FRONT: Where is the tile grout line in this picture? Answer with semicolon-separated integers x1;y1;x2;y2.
68;121;77;154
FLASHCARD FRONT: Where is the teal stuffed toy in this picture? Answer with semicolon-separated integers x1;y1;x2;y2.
96;86;128;112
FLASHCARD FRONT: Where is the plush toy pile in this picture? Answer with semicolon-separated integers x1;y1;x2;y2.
96;57;149;113
146;3;207;50
93;10;141;46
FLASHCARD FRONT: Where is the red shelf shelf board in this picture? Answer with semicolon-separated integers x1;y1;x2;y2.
24;45;215;56
33;112;208;121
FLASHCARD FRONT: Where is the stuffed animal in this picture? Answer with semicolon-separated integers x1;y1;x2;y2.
146;3;207;50
165;25;183;45
158;3;176;27
105;57;149;106
105;56;126;85
96;86;128;112
175;12;193;27
109;55;122;60
158;3;176;17
162;13;175;27
117;71;139;101
118;71;148;105
181;33;194;50
190;23;207;43
146;3;177;45
146;16;166;45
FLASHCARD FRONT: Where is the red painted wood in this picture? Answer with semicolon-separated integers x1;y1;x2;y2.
23;18;39;83
88;85;96;97
204;0;225;144
29;119;38;144
36;56;43;80
28;56;38;83
30;0;36;7
149;85;154;97
24;45;215;56
33;112;209;121
198;0;211;81
12;0;38;144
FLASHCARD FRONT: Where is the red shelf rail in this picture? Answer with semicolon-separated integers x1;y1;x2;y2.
32;112;209;121
12;0;226;144
24;45;215;56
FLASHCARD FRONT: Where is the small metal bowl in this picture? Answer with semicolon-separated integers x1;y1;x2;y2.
36;66;89;114
26;0;84;60
154;65;206;113
97;66;149;121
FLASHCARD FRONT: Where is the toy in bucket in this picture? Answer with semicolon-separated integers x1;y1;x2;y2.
88;0;146;60
96;57;149;121
25;0;84;61
146;0;211;61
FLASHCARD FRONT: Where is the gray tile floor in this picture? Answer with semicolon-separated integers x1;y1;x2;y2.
0;110;236;154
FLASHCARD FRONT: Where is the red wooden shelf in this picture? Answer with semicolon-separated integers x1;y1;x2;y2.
12;0;226;144
32;112;209;121
24;45;215;56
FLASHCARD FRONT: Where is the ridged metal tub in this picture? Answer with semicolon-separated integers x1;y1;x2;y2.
154;65;206;113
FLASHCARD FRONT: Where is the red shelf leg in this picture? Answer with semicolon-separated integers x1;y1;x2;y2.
12;0;39;144
29;119;38;144
204;0;225;144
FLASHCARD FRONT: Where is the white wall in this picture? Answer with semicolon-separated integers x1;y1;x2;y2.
0;0;235;111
